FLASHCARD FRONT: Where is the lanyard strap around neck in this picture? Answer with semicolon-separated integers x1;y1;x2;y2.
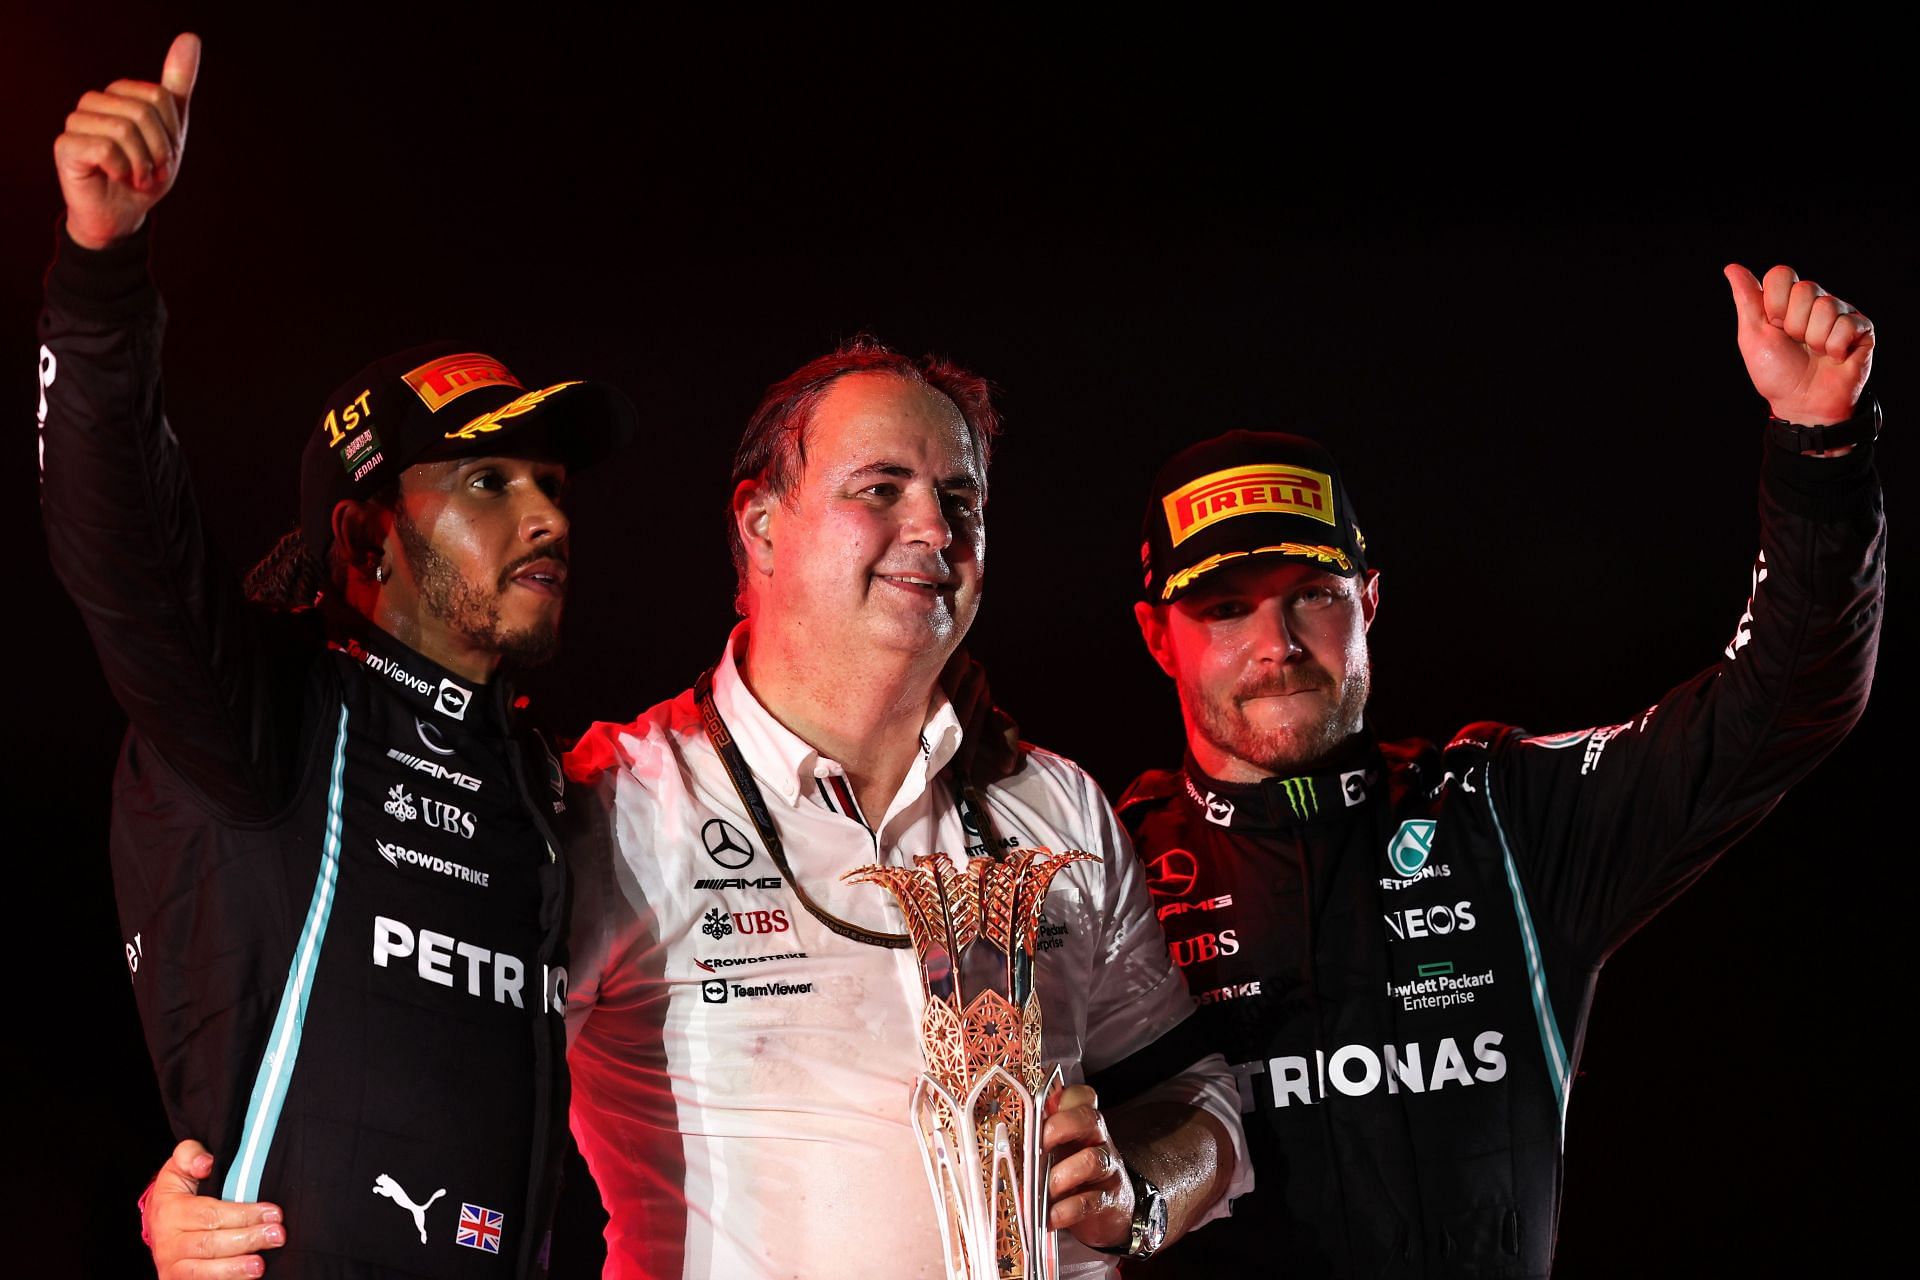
695;667;912;950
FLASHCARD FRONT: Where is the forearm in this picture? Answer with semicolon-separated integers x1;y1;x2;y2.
1109;1100;1237;1245
41;220;284;812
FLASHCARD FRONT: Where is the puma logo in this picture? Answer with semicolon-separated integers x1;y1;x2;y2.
372;1173;446;1244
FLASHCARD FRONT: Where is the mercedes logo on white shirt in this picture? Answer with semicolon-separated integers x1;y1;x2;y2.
702;818;755;870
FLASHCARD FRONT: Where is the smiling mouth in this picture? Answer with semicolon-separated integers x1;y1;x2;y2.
509;560;569;597
876;573;950;594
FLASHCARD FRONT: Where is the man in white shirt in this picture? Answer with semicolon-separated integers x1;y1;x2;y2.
562;336;1248;1278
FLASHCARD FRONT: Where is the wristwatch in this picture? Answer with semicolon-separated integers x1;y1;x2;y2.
1093;1162;1170;1259
1766;396;1881;454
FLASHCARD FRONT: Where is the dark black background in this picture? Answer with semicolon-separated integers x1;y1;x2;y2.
3;11;1907;1278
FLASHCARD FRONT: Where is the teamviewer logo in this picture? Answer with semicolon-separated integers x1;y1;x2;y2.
435;678;473;721
702;979;729;1004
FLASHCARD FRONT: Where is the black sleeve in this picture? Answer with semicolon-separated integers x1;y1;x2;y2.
1487;436;1883;962
38;222;298;819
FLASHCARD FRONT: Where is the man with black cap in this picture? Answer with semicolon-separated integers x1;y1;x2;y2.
42;34;634;1278
1117;268;1882;1277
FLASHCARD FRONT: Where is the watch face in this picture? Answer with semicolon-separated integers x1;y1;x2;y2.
1136;1178;1170;1255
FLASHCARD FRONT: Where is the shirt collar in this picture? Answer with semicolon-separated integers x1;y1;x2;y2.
326;606;509;732
710;621;964;809
1182;734;1383;832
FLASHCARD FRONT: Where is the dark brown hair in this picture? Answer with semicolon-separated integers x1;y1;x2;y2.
728;334;1000;609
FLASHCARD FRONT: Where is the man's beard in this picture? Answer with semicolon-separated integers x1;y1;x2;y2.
393;509;562;669
1183;660;1370;777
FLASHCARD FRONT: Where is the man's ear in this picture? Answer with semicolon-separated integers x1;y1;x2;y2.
1360;569;1381;632
732;478;777;577
331;497;391;581
1133;600;1179;680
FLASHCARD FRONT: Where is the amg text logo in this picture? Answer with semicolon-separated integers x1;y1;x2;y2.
387;748;481;791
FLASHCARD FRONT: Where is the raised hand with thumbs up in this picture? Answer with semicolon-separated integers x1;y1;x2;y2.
55;32;202;249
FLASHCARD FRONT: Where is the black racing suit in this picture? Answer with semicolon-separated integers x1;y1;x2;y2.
1119;438;1882;1278
38;226;572;1278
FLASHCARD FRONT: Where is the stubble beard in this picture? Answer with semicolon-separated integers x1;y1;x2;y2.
1186;660;1371;778
393;509;562;669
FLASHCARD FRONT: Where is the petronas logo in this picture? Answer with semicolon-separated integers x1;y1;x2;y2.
1388;820;1437;877
1277;776;1317;820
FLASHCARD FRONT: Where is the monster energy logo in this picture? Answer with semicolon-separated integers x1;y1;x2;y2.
1277;776;1317;819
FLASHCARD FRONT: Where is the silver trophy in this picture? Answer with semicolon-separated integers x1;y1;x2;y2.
846;847;1095;1280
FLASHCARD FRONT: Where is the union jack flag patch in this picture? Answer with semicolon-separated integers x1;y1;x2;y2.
456;1202;504;1254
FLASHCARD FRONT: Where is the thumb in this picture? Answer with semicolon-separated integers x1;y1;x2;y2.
1723;263;1764;329
161;32;201;109
163;1138;214;1191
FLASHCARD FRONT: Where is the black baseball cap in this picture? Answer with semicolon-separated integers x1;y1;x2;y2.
1140;430;1368;602
298;342;637;556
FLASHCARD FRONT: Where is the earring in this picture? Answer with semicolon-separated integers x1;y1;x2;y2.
374;561;390;584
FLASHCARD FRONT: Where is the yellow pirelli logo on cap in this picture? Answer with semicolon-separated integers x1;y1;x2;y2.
1163;464;1336;546
402;353;523;412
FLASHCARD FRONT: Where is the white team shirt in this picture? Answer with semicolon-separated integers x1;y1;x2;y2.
564;626;1248;1279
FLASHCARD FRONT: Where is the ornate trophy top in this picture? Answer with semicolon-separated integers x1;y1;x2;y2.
846;847;1095;1280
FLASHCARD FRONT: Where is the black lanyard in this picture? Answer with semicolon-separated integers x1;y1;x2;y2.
694;666;1006;951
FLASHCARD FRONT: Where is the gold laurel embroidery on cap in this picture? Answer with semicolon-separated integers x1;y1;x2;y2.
1160;543;1353;600
443;381;584;441
1275;542;1353;572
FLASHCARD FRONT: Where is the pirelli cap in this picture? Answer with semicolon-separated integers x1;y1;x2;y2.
298;342;638;556
1141;430;1368;602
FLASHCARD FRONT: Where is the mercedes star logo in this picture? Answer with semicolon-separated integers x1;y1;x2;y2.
415;717;455;756
702;818;755;870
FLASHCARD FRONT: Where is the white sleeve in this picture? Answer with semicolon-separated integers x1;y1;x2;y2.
1080;785;1196;1069
559;764;621;1048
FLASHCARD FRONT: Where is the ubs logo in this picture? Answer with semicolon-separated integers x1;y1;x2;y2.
435;678;473;721
701;908;791;939
1146;849;1199;899
703;818;756;870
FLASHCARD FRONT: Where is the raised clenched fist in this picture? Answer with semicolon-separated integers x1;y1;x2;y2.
1724;263;1875;426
